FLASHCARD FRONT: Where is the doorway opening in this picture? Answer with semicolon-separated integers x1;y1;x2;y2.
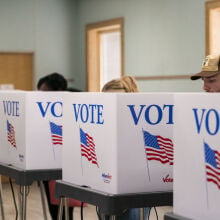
86;18;124;91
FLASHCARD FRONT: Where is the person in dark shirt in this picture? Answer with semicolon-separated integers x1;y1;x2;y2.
37;72;82;220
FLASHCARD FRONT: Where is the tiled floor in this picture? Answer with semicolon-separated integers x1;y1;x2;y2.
1;181;172;219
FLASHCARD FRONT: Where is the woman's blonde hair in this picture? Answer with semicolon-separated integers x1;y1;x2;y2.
102;75;139;92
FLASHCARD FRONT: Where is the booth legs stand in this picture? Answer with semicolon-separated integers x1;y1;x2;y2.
20;185;28;220
0;162;62;220
57;197;70;220
57;197;64;220
55;181;173;220
39;181;48;220
0;177;5;220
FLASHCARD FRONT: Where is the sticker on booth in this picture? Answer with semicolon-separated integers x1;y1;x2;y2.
102;173;112;183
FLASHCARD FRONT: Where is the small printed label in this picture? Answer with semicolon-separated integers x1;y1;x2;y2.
19;154;24;162
102;173;112;183
163;174;173;183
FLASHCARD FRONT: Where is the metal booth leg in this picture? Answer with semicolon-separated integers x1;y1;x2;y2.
140;208;145;220
0;176;5;220
20;185;29;220
57;197;64;220
39;181;48;220
64;197;69;220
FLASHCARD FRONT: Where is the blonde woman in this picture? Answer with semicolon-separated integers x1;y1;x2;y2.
102;75;139;93
100;75;150;220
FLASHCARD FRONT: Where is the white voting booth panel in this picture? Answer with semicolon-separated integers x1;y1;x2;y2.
174;93;220;220
0;91;64;170
62;93;174;194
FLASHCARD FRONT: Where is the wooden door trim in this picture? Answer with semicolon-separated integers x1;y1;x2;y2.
86;17;124;30
205;0;220;55
135;75;190;81
86;17;124;91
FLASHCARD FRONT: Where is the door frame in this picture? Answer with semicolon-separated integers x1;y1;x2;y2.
205;0;220;55
86;17;124;91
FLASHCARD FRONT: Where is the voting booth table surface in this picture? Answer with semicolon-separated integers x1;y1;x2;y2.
164;212;191;220
0;91;65;220
171;93;220;220
55;180;173;219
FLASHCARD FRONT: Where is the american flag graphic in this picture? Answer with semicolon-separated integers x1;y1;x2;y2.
7;120;16;148
204;142;220;189
80;128;99;167
49;122;63;145
143;130;173;165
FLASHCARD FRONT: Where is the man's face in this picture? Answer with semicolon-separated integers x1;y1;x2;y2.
202;73;220;92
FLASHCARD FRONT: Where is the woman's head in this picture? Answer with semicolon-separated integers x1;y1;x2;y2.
37;72;67;91
102;76;139;93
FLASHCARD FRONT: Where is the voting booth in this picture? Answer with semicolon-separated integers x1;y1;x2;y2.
0;91;64;170
173;93;220;220
62;92;174;194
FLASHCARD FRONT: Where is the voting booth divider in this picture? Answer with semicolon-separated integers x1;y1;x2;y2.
173;93;220;220
0;91;64;170
0;91;174;195
1;91;220;217
62;92;174;194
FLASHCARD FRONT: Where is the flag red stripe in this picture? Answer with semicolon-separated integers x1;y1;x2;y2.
206;164;220;176
81;144;98;165
207;172;220;184
207;178;220;189
158;143;173;151
215;150;220;158
147;152;168;160
53;142;62;145
157;136;173;144
81;145;96;157
146;146;171;165
148;157;169;164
